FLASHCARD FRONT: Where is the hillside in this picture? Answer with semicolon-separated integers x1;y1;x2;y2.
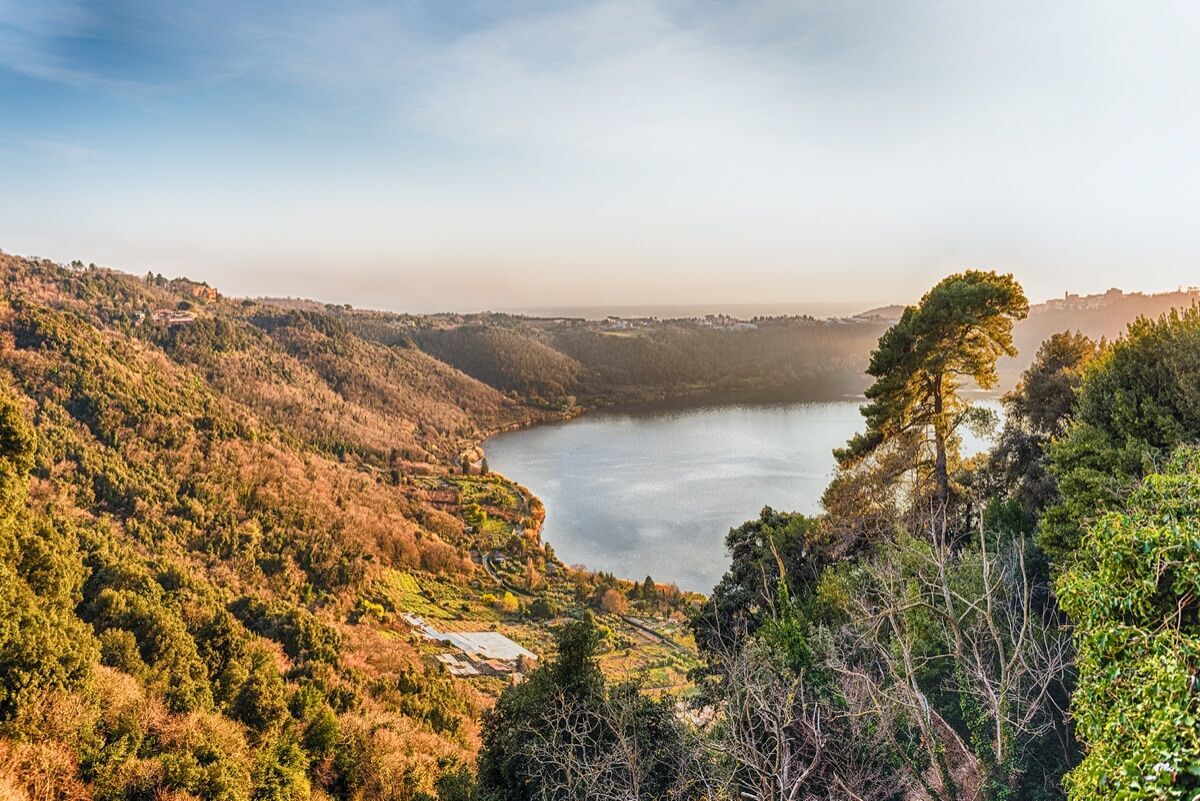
412;325;582;406
0;254;698;801
270;284;1200;410
369;292;1200;408
1000;287;1200;384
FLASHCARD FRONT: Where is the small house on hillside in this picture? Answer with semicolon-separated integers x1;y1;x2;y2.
149;309;196;326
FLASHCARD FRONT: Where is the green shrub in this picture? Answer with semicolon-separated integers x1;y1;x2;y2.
229;597;342;665
1058;448;1200;800
99;629;148;677
1041;308;1200;562
232;649;289;733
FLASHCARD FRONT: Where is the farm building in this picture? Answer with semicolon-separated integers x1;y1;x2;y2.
403;613;537;677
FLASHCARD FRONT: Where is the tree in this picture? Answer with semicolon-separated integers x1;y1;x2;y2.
232;648;289;732
524;556;543;592
692;509;822;656
0;390;97;723
1040;308;1200;563
252;734;311;801
641;576;657;604
597;587;628;615
497;591;521;615
477;616;689;801
698;639;901;801
988;331;1097;522
462;502;487;529
693;535;904;801
527;598;556;620
829;520;1071;801
434;763;477;801
477;617;604;800
837;271;1029;511
1056;448;1200;800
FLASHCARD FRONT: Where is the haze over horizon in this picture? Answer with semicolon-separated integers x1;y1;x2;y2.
3;1;1199;312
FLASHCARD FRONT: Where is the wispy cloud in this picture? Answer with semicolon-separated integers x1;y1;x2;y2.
0;0;156;94
2;1;1200;309
26;136;97;160
407;2;808;162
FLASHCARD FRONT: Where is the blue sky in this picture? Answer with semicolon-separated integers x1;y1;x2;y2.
2;1;1199;312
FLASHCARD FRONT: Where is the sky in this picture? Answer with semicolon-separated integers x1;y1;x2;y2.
2;1;1199;313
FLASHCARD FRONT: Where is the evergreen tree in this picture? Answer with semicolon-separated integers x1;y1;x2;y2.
836;270;1028;509
989;331;1097;522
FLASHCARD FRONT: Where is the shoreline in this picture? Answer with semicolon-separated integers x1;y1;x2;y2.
472;389;1005;590
471;387;863;589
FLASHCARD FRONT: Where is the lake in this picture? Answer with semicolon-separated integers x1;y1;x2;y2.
484;400;998;593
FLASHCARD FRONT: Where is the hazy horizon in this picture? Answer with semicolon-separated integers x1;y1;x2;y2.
9;243;1200;319
3;2;1200;311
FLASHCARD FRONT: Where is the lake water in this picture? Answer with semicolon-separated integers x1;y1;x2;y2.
484;400;997;593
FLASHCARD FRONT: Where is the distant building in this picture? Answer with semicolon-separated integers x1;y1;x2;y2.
148;309;197;326
1036;288;1132;313
435;652;481;677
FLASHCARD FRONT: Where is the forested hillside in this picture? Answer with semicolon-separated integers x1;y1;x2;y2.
394;314;884;408
0;254;699;801
0;254;536;799
358;292;1199;410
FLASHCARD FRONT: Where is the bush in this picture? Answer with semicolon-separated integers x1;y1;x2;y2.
99;629;148;678
527;598;556;620
251;735;310;801
596;588;628;615
228;597;342;666
84;587;213;713
231;649;288;733
1058;448;1200;800
1041;308;1200;562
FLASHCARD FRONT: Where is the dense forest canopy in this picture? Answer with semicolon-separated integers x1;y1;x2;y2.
1;251;1198;801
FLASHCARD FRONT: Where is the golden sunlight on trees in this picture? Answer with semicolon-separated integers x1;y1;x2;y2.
836;270;1028;511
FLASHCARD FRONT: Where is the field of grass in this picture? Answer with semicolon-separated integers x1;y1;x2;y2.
363;569;456;620
450;475;523;511
357;529;700;699
478;516;513;544
600;639;697;691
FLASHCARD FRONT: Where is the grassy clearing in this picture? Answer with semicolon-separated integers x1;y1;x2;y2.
478;516;513;544
600;640;697;691
363;569;448;619
450;475;523;511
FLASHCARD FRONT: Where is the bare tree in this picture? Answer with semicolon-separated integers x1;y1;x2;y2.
934;521;1072;779
695;639;903;801
832;511;1072;801
831;543;977;801
517;685;693;801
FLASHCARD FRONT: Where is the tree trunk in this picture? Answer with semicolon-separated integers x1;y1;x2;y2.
932;375;949;511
